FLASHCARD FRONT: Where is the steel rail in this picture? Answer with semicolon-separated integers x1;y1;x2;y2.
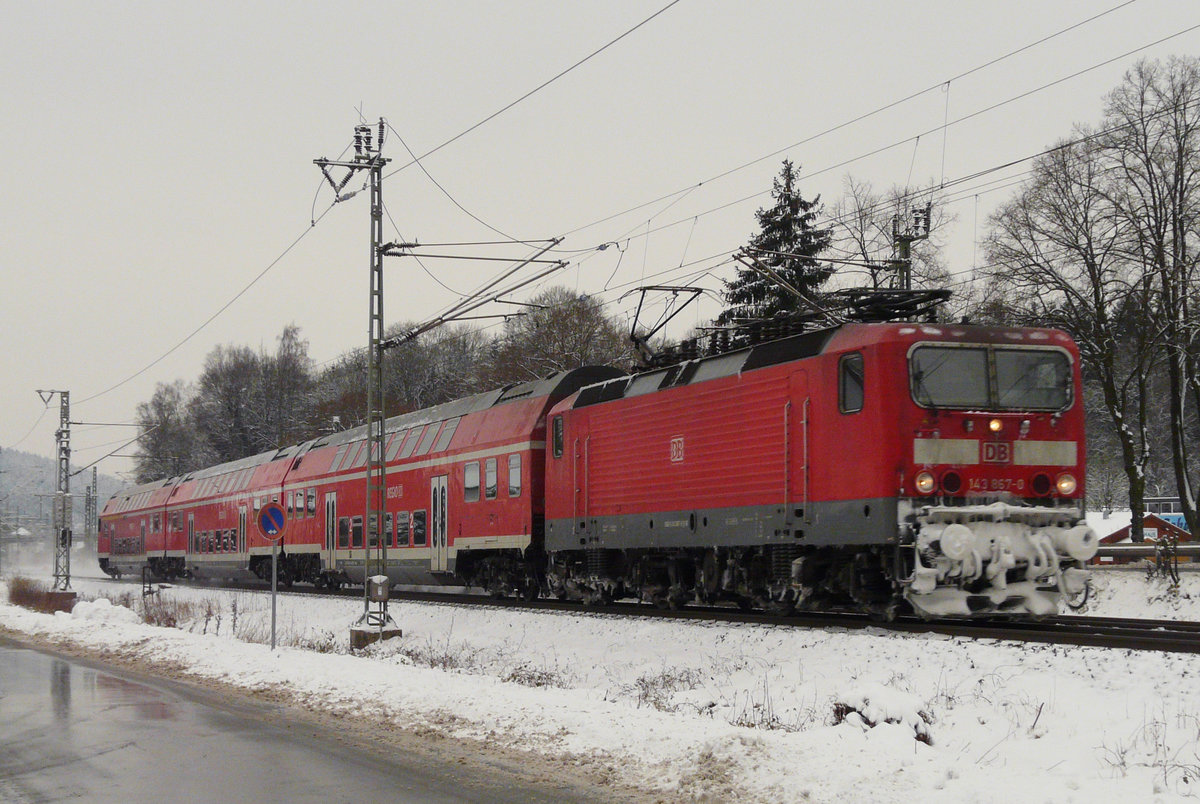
72;574;1200;653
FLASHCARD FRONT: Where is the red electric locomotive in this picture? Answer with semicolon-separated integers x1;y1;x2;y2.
541;321;1097;618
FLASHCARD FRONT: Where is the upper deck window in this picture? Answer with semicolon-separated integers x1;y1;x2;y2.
910;344;1071;411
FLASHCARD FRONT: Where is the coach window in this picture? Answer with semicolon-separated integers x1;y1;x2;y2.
307;488;316;514
412;510;427;546
337;517;350;549
351;516;364;548
552;416;564;458
485;458;498;499
350;441;369;469
464;462;481;502
398;427;424;459
414;423;440;456
508;453;522;497
433;418;459;452
839;353;864;414
384;512;394;548
396;511;411;546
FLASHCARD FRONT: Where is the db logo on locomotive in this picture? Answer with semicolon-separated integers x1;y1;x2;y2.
982;442;1012;463
670;437;685;463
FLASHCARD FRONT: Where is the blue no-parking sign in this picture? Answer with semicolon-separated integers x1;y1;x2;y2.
257;502;287;540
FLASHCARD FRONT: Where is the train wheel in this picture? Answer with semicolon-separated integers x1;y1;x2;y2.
520;577;540;602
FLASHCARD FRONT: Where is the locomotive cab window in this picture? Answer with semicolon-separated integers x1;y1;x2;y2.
839;353;864;413
552;416;564;458
910;344;1072;411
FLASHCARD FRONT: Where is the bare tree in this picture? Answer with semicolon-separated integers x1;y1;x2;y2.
486;287;634;385
188;344;267;463
826;176;953;292
1102;56;1200;534
983;133;1157;536
133;380;206;482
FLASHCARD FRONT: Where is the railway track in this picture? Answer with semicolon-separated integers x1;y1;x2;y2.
76;574;1200;654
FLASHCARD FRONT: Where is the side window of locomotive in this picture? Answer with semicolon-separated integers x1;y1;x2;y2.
412;510;428;546
337;517;350;549
464;462;481;503
485;458;497;499
396;511;410;546
839;353;864;414
508;453;522;497
552;416;564;458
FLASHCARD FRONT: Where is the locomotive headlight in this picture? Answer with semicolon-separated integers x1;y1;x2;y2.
1057;473;1078;495
915;471;936;494
988;418;1003;433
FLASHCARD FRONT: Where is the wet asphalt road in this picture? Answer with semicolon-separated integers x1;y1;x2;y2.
0;636;593;804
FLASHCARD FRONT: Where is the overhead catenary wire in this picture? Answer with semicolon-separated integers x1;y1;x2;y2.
554;0;1145;243
65;2;686;417
75;203;338;407
58;2;1184;462
380;0;685;187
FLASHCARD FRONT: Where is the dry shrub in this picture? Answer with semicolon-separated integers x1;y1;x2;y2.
831;701;933;746
502;662;569;688
141;595;217;630
6;576;62;614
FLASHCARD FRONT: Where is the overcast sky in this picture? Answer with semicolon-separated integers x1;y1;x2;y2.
2;0;1196;482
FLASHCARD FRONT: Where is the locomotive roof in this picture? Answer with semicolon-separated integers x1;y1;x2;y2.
572;325;839;408
570;321;1075;409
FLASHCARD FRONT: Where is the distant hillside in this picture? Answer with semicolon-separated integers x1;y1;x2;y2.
0;448;123;535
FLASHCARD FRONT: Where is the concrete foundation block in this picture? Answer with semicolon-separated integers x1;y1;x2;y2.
349;627;402;651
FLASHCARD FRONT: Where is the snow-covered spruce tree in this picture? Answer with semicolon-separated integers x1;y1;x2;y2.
717;159;834;324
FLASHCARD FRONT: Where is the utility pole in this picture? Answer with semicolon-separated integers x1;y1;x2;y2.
86;467;97;549
890;202;932;292
36;389;73;592
315;121;400;645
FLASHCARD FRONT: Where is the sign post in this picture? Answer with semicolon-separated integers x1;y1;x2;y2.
257;502;287;650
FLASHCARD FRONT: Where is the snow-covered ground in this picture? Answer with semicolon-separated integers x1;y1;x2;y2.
4;569;1200;803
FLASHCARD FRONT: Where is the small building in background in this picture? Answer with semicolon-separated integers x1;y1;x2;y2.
1145;496;1190;532
1091;513;1195;566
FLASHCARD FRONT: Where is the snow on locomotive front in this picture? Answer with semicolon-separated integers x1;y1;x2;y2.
896;323;1096;617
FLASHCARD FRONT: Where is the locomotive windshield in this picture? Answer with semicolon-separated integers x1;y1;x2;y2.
910;345;1071;411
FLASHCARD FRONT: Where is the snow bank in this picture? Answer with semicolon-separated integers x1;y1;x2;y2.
1;572;1198;802
66;597;141;624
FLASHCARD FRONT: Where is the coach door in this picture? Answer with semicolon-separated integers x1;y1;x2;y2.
324;492;337;572
430;475;449;572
